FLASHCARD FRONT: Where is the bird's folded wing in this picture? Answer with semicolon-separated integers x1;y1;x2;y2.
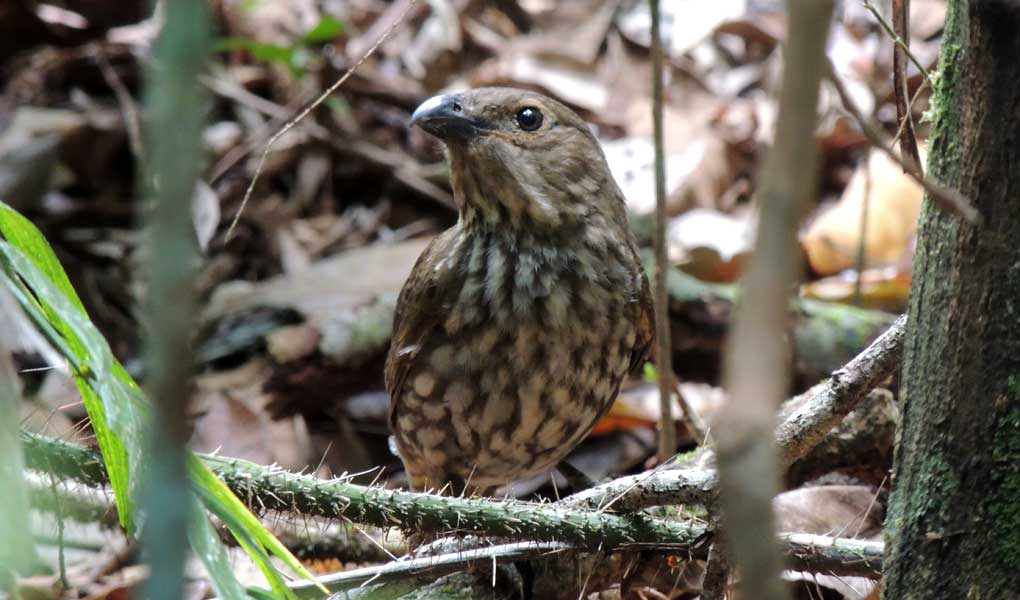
385;231;456;429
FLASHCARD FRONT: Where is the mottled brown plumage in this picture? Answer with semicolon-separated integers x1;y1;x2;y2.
387;88;652;493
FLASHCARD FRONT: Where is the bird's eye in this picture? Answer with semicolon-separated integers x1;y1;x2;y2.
515;107;543;131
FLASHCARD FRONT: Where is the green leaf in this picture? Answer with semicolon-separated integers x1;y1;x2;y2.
215;37;297;66
643;362;659;383
0;203;87;314
302;16;344;44
188;498;249;600
325;96;351;117
0;201;323;594
0;209;139;532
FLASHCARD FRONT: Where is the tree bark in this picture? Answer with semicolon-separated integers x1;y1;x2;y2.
884;2;1020;597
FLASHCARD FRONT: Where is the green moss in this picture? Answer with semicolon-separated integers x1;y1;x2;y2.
1007;376;1020;401
989;397;1020;571
923;0;968;192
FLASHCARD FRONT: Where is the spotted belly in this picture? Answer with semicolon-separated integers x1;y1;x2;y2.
392;316;639;491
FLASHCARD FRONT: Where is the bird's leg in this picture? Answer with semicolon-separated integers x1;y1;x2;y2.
555;461;596;491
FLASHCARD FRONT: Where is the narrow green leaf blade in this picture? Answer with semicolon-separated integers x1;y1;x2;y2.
190;458;327;596
188;498;249;600
0;242;112;380
75;381;134;531
0;202;88;315
0;241;136;531
0;201;320;593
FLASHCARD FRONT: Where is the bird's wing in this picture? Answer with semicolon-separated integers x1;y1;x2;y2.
629;259;656;375
385;230;456;429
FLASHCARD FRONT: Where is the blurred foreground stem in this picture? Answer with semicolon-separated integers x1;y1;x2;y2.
0;349;40;588
715;1;834;598
138;0;211;598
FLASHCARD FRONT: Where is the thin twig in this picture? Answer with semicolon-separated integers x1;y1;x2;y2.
224;0;420;240
889;77;929;149
890;0;922;174
96;52;144;160
861;1;932;86
825;61;982;223
853;155;871;306
207;90;312;182
649;0;677;464
204;72;454;209
715;0;834;597
287;541;570;597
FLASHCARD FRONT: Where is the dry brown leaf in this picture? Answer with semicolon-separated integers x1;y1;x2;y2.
190;359;312;470
802;148;925;276
203;237;430;322
669;208;755;282
606;129;738;217
776;486;882;597
801;267;912;312
616;0;748;58
597;381;726;437
192;180;220;253
266;323;321;363
911;0;948;40
512;0;618;67
774;485;883;537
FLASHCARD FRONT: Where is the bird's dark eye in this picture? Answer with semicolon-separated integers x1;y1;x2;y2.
515;107;543;131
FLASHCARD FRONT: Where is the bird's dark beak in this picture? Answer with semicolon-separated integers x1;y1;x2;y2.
410;94;483;142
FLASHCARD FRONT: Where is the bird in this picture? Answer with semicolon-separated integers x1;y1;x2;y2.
386;87;653;495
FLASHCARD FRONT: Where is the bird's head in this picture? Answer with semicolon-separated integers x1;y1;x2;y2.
411;87;624;231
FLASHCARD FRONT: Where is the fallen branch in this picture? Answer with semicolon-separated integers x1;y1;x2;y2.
785;388;896;487
564;464;718;512
566;315;906;511
289;541;570;598
776;314;906;467
780;533;882;576
22;431;708;552
301;532;881;598
22;431;883;580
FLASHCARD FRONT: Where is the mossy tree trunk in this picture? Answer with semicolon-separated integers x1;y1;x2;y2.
884;2;1020;598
